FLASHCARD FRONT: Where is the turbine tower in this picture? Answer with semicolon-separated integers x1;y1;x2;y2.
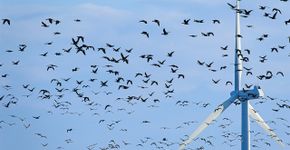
179;1;284;150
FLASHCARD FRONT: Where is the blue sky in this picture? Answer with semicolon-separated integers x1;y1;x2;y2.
0;0;289;150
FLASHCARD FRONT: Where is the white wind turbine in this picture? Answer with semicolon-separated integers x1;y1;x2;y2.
179;0;285;150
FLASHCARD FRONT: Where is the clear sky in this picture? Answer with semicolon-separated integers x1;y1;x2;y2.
0;0;289;150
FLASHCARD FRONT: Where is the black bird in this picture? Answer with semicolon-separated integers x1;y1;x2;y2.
120;53;129;64
167;51;174;57
127;80;133;85
98;47;106;54
212;19;220;24
41;21;49;27
2;19;10;25
197;60;205;66
40;52;48;57
106;43;114;48
158;60;166;65
206;61;214;68
226;81;232;85
46;18;54;24
12;60;20;65
220;45;228;50
259;55;267;63
141;31;149;38
74;19;81;22
171;68;178;73
67;128;73;133
72;67;79;72
125;48;133;53
63;47;72;53
1;74;8;78
116;77;125;83
189;34;198;38
161;28;169;35
33;116;40;119
100;81;108;87
220;66;227;70
119;85;129;90
35;133;47;139
152;19;160;26
276;71;284;77
271;47;278;53
91;68;98;74
47;64;57;71
144;72;151;78
259;5;267;10
212;79;220;84
22;84;30;89
45;42;53;45
54;32;61;35
182;19;191;25
244;49;251;54
104;104;112;110
139;20;147;24
178;74;185;79
245;84;253;89
243;9;253;16
151;63;160;67
278;45;286;49
151;81;158;86
201;32;214;36
237;34;243;38
193;19;204;23
135;72;143;77
55;20;60;25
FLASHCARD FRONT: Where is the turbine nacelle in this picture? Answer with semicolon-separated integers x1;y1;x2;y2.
230;86;264;101
239;86;264;101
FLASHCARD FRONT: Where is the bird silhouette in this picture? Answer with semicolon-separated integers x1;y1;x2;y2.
2;19;10;25
161;28;169;35
152;19;160;26
141;31;149;38
182;19;191;25
212;19;221;24
41;21;49;27
139;20;147;24
212;79;221;84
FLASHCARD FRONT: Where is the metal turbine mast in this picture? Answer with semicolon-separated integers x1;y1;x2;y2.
179;0;284;150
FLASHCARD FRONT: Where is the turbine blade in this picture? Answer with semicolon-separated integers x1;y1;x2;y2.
179;95;237;150
249;104;284;147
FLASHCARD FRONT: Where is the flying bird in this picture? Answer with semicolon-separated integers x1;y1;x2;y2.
41;21;49;27
152;19;160;26
141;31;149;38
182;19;191;25
2;19;10;25
161;28;169;35
212;19;221;24
139;20;147;24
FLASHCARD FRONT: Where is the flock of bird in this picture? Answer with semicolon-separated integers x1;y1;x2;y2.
1;1;290;150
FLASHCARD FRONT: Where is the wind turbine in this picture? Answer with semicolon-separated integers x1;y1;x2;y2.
179;1;285;150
